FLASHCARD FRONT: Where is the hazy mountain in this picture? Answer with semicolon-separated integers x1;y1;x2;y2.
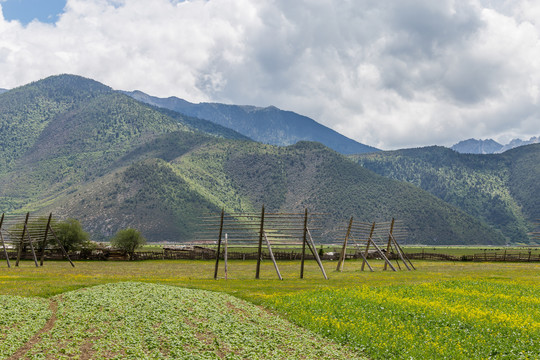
0;74;508;244
352;144;540;243
500;136;539;152
451;139;503;154
451;137;539;154
124;90;379;155
0;89;7;94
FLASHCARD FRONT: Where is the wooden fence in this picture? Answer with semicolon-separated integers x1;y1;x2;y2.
5;250;540;262
403;251;540;262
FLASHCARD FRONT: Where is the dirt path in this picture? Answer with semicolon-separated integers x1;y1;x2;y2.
7;298;58;360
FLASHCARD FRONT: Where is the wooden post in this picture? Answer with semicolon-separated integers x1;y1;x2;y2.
357;250;374;272
391;235;416;270
16;212;30;267
384;218;395;271
264;232;283;280
300;208;308;279
337;217;353;272
255;205;265;279
214;209;224;279
307;229;328;280
40;213;53;266
224;233;228;280
361;222;376;271
47;224;75;267
0;214;11;268
369;238;396;271
390;235;410;270
24;223;39;267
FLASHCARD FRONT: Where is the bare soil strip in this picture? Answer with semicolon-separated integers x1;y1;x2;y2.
7;299;58;360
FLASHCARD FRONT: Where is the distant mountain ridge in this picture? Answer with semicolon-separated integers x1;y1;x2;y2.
0;89;7;94
451;137;539;154
124;90;379;155
352;144;540;243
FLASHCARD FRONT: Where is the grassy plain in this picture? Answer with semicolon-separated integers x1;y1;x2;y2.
1;259;539;359
137;244;540;258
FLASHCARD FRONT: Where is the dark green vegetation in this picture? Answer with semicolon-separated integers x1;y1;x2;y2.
352;145;540;243
125;90;379;155
111;228;146;259
54;218;90;253
0;74;528;244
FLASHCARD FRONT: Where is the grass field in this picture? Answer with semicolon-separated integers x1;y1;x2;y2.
1;259;539;359
136;244;540;258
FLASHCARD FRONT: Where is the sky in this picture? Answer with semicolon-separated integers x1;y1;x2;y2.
0;0;539;150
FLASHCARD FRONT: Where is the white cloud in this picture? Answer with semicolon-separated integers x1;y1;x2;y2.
0;0;538;149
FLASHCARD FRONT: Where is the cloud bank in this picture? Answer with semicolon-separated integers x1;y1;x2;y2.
0;0;538;149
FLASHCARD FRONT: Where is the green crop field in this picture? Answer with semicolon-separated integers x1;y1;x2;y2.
0;259;539;359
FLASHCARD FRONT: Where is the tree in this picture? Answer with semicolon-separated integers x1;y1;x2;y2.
55;218;90;253
111;228;146;260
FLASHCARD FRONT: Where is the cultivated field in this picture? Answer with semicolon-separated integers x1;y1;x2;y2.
1;260;539;359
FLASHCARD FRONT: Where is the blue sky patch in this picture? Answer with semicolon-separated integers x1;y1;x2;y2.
1;0;66;25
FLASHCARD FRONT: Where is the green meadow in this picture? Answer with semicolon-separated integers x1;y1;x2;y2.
1;259;539;359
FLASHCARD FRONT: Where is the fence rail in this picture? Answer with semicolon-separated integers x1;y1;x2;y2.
4;250;540;262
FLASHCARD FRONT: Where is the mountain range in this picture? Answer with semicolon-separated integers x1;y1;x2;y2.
124;90;379;155
352;144;540;243
0;74;514;244
451;137;539;154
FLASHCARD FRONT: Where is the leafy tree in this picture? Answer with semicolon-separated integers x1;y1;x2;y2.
54;218;90;253
111;228;146;260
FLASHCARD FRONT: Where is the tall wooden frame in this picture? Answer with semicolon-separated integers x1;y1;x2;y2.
0;212;74;267
203;206;327;280
336;217;414;272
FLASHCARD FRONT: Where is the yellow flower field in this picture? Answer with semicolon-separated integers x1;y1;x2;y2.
263;279;540;359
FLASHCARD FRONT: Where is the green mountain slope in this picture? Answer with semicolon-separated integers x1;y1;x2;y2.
0;75;112;172
0;74;246;212
0;75;508;244
351;145;540;243
47;157;220;241
44;138;504;244
175;141;504;244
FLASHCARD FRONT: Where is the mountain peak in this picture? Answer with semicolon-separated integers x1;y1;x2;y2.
125;91;380;155
451;138;503;154
33;74;111;92
451;137;539;154
6;74;114;102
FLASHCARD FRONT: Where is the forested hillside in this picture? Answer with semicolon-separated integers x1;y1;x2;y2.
352;145;540;243
0;74;513;244
0;75;245;212
48;138;505;244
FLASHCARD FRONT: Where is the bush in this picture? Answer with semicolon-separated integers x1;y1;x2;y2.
110;228;146;260
54;218;90;253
